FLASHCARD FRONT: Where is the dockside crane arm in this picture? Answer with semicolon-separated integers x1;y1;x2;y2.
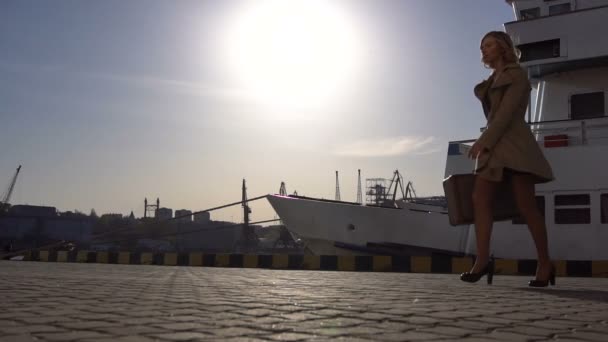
0;165;22;211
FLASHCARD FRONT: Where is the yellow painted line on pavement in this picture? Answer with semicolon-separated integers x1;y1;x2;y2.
118;252;130;264
215;254;230;267
39;251;49;262
76;250;89;262
301;255;320;270
373;256;392;272
452;257;473;274
555;260;567;277
189;252;203;266
57;251;68;263
96;252;108;264
164;253;177;266
140;253;153;265
337;256;356;272
18;250;608;277
592;261;608;278
411;256;431;273
272;255;289;269
244;255;258;268
495;259;517;275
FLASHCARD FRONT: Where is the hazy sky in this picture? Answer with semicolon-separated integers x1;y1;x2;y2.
1;0;513;222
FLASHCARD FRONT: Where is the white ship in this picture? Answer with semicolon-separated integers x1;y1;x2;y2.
268;0;608;261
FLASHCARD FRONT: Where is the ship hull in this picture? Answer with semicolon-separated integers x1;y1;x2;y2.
267;195;473;256
267;193;608;260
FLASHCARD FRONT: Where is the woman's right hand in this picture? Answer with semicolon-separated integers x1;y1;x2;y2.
468;141;488;159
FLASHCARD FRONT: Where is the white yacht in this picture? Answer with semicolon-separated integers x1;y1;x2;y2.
267;0;608;260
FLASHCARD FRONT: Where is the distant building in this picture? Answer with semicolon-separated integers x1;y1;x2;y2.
127;211;137;223
175;209;192;223
9;205;57;217
156;207;173;220
99;213;123;223
193;211;210;223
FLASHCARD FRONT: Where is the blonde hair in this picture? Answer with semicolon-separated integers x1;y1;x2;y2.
481;31;521;67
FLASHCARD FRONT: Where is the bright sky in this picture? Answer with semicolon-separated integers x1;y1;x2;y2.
0;0;513;223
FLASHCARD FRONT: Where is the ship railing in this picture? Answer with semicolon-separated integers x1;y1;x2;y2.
529;116;608;146
461;116;608;147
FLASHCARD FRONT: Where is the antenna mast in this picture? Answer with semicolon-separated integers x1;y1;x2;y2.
356;169;362;204
335;171;341;201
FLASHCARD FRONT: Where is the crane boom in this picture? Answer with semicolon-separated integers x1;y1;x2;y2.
1;165;21;211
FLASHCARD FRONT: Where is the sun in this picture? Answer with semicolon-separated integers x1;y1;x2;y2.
223;0;362;109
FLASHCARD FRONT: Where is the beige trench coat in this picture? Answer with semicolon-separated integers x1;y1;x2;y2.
473;63;554;184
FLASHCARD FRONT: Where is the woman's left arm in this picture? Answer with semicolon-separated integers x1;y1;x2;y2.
475;69;530;151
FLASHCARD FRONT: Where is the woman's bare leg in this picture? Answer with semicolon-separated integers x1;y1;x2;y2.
471;176;498;273
511;173;552;279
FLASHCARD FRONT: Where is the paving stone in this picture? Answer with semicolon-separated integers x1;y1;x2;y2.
82;337;160;342
521;319;586;330
266;332;316;341
365;331;443;341
37;331;113;341
417;325;473;337
497;312;549;321
120;317;168;325
277;312;327;321
196;327;267;338
435;338;501;342
218;338;275;342
0;320;22;328
406;316;449;325
95;326;167;336
499;325;563;337
151;332;214;341
334;325;387;336
19;316;81;325
470;330;536;341
0;335;40;342
153;322;213;331
2;261;607;342
57;321;120;330
424;311;482;319
239;308;281;317
2;324;66;334
469;316;522;325
558;331;608;341
443;319;504;331
360;321;415;331
317;317;368;328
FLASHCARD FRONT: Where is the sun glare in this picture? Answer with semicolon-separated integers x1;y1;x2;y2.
223;0;362;109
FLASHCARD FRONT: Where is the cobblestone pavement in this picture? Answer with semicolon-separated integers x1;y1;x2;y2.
1;261;607;342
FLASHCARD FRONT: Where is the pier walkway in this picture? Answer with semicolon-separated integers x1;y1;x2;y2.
1;261;607;341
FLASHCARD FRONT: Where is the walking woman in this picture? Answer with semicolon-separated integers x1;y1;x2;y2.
461;31;555;287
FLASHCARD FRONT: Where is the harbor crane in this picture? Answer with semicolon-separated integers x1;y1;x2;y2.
0;165;22;213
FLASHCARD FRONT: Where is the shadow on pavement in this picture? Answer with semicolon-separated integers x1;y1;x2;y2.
519;288;608;303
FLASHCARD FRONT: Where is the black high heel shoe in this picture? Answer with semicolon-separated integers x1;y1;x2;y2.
460;258;495;285
528;265;556;287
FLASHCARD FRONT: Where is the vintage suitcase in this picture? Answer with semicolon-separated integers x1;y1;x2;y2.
443;173;519;226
